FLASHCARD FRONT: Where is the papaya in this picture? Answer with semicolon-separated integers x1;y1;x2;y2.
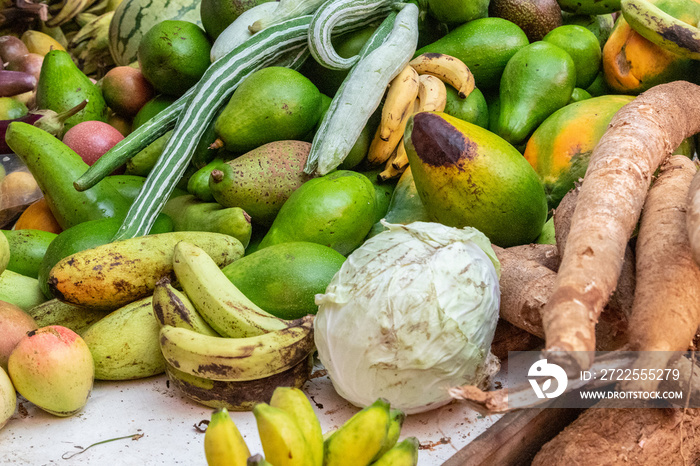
259;170;376;256
405;112;548;247
222;242;346;320
602;16;699;95
497;41;577;146
415;18;529;90
523;94;635;209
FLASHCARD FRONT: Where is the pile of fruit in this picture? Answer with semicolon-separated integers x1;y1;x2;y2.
1;0;700;463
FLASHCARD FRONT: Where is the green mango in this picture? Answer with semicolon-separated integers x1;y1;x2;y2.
187;157;229;202
416;18;529;90
214;67;322;154
259;170;376;256
2;229;57;279
35;50;107;133
562;13;615;47
358;168;396;224
222;242;346;320
405;112;548;247
558;0;620;15
497;41;576;146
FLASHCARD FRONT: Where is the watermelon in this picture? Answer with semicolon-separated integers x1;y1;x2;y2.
108;0;203;66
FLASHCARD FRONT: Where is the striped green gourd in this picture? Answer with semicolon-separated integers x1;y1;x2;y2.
308;0;396;71
305;3;420;175
108;0;203;66
249;0;327;32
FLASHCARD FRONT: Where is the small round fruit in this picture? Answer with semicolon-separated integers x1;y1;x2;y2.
8;325;94;417
0;36;29;64
5;53;43;81
137;20;212;96
102;66;155;117
62;121;125;166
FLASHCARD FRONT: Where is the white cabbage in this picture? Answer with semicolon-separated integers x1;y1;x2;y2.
314;221;501;414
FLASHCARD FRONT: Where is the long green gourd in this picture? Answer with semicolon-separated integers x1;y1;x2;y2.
111;9;395;241
307;0;396;71
305;3;420;175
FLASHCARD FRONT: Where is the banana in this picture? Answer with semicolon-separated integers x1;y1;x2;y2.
416;74;447;113
270;387;323;466
380;147;403;181
378;66;420;141
391;138;409;171
172;241;288;338
0;366;15;430
81;296;165;380
621;0;700;60
323;398;392;466
46;0;98;27
368;67;419;165
152;277;220;337
164;354;312;411
409;53;475;99
69;11;115;75
371;437;420;466
253;403;314;466
159;316;315;381
48;232;244;311
374;409;406;461
27;299;108;335
204;407;250;466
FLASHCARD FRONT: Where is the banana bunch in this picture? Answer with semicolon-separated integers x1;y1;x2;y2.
620;0;700;60
156;241;316;411
203;387;419;466
368;53;475;181
67;10;114;76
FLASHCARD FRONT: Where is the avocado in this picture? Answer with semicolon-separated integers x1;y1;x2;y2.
488;0;563;42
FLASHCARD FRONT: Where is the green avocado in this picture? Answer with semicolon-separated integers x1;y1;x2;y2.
222;242;346;320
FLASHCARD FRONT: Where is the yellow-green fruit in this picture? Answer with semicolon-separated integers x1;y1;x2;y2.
253;403;313;466
405;112;547;247
81;297;164;380
0;365;15;429
543;25;602;89
8;325;94;417
428;0;488;24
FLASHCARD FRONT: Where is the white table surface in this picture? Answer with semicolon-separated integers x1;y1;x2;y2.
1;363;500;465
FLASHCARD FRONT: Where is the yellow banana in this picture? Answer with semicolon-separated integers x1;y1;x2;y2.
152;277;220;336
172;241;289;338
416;74;447;113
372;437;419;466
368;66;419;165
391;138;409;171
204;407;250;466
270;387;323;466
374;409;406;461
323;398;391;466
409;53;475;99
253;403;314;466
621;0;700;60
46;0;97;27
159;316;315;381
379;147;403;181
164;354;312;411
378;66;420;141
48;232;244;311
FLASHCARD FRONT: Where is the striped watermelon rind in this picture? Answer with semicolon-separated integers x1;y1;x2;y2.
109;0;203;66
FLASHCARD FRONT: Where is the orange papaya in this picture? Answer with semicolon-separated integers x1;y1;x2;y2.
602;17;698;94
523;94;635;209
